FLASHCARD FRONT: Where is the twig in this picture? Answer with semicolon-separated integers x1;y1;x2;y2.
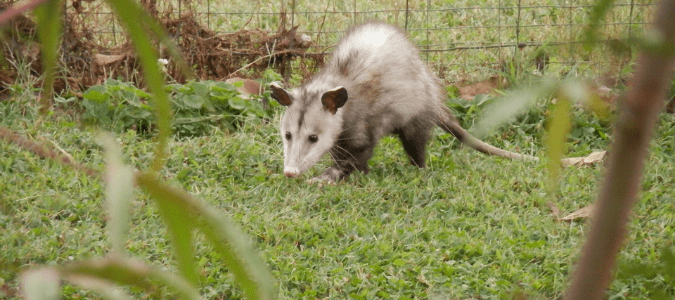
47;139;76;163
224;49;301;80
316;1;330;48
0;127;100;179
0;0;52;26
238;1;259;31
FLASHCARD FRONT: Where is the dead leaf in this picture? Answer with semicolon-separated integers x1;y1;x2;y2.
561;151;607;167
458;76;503;101
562;205;594;221
226;77;262;99
93;54;126;66
547;202;562;221
417;273;430;287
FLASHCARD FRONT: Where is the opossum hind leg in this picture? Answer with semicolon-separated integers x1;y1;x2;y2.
396;124;431;168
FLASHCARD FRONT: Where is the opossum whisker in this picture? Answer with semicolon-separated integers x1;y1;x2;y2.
329;145;358;162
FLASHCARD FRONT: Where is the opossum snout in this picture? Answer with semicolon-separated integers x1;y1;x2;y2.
284;167;300;178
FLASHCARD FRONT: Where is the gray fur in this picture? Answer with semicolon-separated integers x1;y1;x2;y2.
269;21;537;182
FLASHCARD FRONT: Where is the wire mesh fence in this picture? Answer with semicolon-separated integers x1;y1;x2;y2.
62;0;656;83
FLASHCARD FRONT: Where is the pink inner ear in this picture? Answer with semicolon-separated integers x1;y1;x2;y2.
321;87;348;114
323;96;338;114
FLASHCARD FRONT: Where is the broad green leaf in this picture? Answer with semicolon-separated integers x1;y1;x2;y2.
545;98;572;192
192;82;210;98
60;256;202;300
133;88;152;99
197;207;278;300
54;96;77;103
127;107;153;119
662;247;675;277
559;79;588;104
106;0;171;173
83;86;109;102
133;7;194;81
229;98;247;110
473;79;556;138
98;132;135;255
20;268;60;300
583;0;616;49
213;81;238;92
136;173;277;300
65;275;133;300
35;0;63;113
184;94;205;109
588;93;612;121
136;173;199;286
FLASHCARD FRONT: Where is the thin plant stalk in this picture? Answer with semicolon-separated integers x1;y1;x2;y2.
564;0;675;298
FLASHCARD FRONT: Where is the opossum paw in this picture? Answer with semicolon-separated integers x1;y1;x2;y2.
307;168;342;184
307;175;337;185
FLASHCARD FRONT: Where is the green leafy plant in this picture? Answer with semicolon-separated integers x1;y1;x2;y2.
78;79;276;137
0;0;277;299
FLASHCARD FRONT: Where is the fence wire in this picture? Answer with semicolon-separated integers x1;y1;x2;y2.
67;0;655;82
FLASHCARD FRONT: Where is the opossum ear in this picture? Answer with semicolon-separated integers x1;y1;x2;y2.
321;86;348;115
269;82;293;106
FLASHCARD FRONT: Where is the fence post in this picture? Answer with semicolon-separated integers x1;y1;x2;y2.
291;0;295;28
628;0;635;38
282;0;296;83
405;0;409;32
112;10;117;45
515;0;522;63
498;0;502;64
426;0;430;62
568;1;574;64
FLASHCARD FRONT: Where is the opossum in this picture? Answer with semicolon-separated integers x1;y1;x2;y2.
269;21;537;183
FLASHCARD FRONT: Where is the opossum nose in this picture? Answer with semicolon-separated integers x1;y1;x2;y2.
284;167;299;178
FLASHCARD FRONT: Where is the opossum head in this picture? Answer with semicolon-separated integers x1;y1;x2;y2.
269;82;348;178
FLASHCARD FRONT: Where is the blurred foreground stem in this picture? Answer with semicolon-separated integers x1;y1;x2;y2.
564;0;675;299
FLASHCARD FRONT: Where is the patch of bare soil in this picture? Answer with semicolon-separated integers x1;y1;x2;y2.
456;76;505;101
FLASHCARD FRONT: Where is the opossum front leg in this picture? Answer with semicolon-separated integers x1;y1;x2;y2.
310;147;374;183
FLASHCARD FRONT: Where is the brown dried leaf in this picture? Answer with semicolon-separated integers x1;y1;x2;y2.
561;151;607;167
562;205;594;221
547;202;562;221
93;54;126;66
458;77;502;101
226;77;262;99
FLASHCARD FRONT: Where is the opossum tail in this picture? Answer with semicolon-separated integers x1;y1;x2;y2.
436;106;539;161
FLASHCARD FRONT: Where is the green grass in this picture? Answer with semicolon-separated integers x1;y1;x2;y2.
2;86;675;298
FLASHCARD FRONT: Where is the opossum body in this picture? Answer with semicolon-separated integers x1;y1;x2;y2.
269;21;536;183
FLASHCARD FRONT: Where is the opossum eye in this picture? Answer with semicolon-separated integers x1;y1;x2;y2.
285;132;292;140
308;135;318;143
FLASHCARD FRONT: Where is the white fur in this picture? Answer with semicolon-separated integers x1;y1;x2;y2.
279;90;344;177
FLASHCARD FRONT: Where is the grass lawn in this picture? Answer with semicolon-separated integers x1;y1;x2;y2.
1;86;675;299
